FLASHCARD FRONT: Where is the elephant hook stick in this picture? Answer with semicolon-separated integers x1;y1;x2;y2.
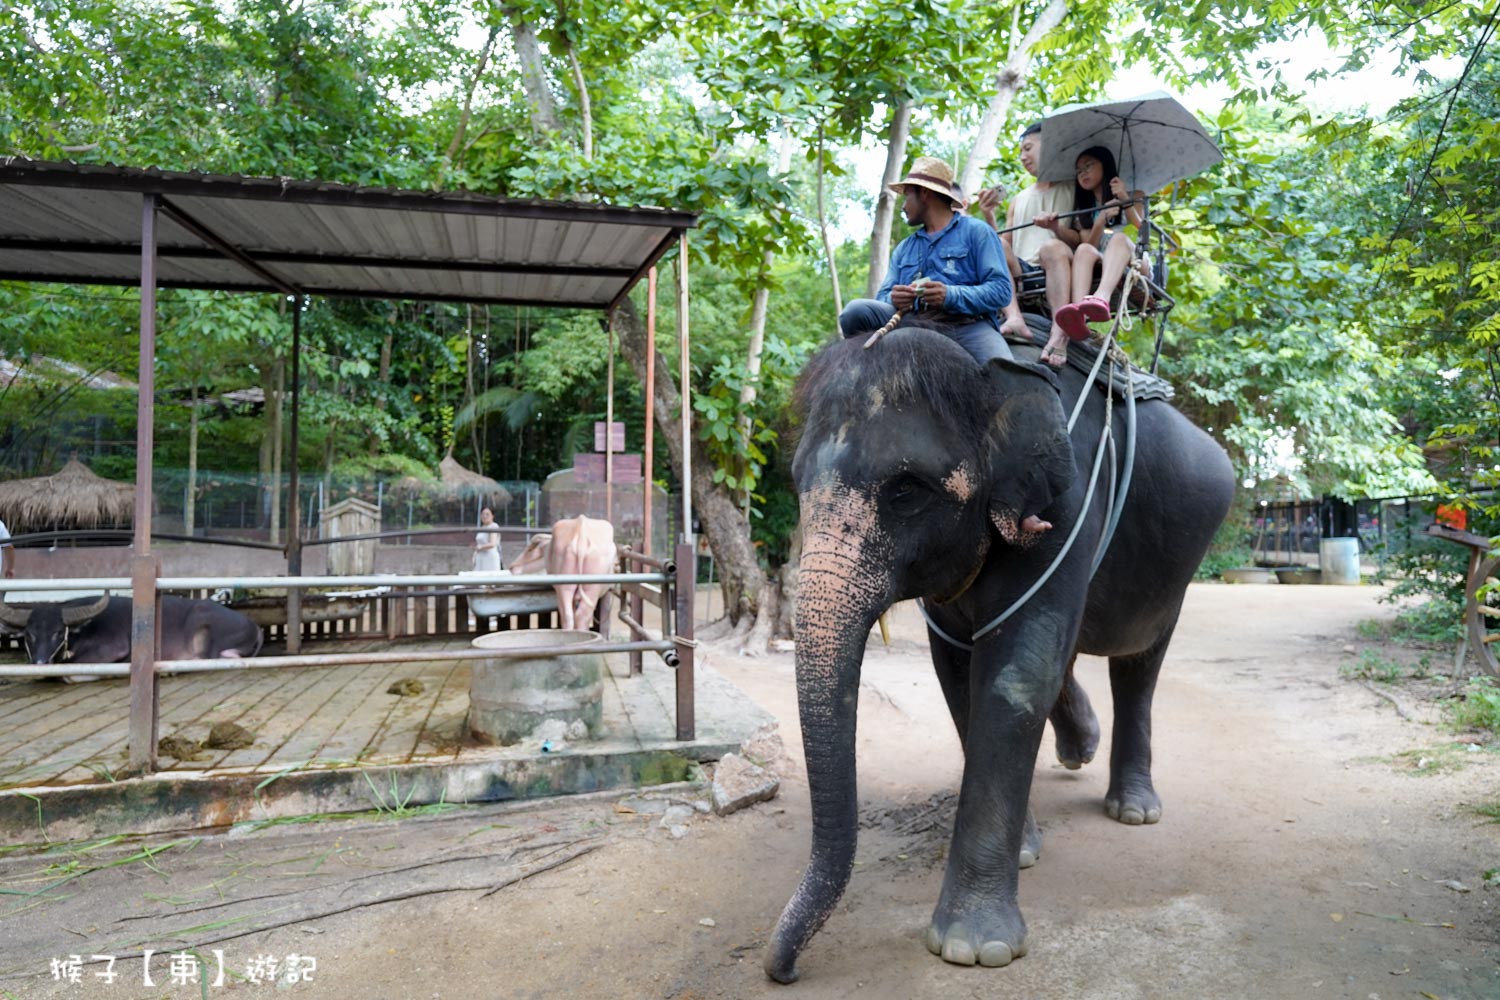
862;308;905;349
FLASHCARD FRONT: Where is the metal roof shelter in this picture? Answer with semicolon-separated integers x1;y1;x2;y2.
0;158;695;309
0;157;698;772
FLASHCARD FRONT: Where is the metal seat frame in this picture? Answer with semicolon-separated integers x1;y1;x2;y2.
1009;198;1180;374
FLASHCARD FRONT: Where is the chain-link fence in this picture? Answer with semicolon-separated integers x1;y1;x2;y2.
148;467;540;542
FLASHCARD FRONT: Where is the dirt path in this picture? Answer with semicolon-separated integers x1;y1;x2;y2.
4;583;1498;999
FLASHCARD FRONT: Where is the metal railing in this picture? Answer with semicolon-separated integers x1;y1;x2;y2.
0;540;698;771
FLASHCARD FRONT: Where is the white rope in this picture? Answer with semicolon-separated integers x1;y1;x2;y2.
920;267;1156;649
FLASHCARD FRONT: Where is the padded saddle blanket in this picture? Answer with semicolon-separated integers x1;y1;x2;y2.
1004;314;1174;403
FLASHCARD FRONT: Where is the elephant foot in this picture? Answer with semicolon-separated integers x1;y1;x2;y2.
924;901;1029;968
1104;781;1162;825
1019;809;1042;869
1050;673;1100;770
1054;723;1099;770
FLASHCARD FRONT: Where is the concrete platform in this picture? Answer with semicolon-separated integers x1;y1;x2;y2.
0;640;774;845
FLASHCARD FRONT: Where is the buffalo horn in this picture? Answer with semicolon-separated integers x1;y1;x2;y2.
61;594;111;627
0;602;32;628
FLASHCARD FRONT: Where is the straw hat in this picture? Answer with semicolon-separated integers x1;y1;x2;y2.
890;156;965;207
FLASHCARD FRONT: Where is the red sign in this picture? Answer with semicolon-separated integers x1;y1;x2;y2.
593;421;626;452
574;452;643;484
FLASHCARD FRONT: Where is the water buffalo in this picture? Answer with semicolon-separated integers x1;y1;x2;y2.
510;516;618;631
0;595;263;667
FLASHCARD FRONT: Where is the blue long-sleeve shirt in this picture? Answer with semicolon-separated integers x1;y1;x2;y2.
876;213;1014;328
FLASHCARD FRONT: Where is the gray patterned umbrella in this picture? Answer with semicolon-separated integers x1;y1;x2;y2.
1035;91;1222;194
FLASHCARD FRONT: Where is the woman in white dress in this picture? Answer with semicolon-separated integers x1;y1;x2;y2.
472;507;502;572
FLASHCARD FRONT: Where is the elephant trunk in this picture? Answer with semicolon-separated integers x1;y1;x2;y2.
765;484;890;984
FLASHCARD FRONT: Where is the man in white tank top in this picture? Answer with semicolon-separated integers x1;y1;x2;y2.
978;123;1081;367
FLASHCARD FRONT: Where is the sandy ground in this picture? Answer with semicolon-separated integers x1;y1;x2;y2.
3;582;1498;1000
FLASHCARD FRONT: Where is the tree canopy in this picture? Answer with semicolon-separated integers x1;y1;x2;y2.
1;0;1495;639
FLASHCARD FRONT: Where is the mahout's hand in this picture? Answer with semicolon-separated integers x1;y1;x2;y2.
918;282;948;308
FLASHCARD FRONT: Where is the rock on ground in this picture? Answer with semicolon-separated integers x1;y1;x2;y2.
710;752;780;816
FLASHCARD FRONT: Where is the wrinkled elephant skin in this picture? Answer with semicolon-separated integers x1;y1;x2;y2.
764;327;1235;983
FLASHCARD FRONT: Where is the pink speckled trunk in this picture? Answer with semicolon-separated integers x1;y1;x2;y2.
765;485;890;983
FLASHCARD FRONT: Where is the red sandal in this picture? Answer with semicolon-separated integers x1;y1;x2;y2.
1053;303;1090;342
1078;295;1111;322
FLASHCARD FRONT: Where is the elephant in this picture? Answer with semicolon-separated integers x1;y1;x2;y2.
763;322;1235;983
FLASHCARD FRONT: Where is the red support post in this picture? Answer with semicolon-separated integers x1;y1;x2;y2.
674;541;695;741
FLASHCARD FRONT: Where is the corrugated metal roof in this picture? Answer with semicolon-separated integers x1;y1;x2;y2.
0;158;697;309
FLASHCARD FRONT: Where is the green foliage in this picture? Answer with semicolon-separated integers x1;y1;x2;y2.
1194;508;1255;580
1377;526;1475;647
1157;104;1437;499
1449;677;1500;734
693;355;778;505
1340;649;1430;683
3;0;1496;583
330;453;437;484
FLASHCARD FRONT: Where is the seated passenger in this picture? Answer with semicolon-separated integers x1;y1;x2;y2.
839;155;1015;367
1054;146;1148;338
977;122;1079;368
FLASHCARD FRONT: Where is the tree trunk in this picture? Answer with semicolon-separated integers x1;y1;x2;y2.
774;520;802;641
446;25;501;166
738;132;797;512
957;0;1070;199
322;421;338;501
565;47;592;161
268;357;284;545
185;385;198;536
504;5;559;134
369;309;393;455
866;99;913;297
613;299;767;633
815;125;843;324
465;304;483;472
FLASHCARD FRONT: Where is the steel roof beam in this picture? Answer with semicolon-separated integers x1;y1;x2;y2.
0;238;639;278
0;270;621;310
158;197;301;296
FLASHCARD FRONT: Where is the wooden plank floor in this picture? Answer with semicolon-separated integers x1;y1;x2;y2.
0;641;474;791
0;637;696;791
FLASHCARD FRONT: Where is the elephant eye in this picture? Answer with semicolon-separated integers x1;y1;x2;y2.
886;475;933;516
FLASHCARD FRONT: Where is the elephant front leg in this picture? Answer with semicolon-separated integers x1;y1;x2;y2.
930;626;1042;871
927;650;1059;967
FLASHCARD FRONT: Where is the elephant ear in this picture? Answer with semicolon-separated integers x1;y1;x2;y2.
982;357;1076;547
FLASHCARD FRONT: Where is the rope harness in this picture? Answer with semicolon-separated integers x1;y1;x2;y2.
913;264;1143;652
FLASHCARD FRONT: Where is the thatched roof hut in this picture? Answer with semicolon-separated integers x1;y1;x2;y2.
0;458;136;533
439;455;510;507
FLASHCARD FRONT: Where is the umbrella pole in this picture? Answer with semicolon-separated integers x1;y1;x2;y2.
128;192;162;776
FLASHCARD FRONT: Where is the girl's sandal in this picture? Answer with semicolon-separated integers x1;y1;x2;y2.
1079;295;1111;322
1053;303;1091;342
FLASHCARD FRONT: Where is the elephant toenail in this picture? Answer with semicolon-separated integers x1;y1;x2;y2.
924;925;943;956
941;936;977;966
1019;848;1037;869
1121;808;1145;825
978;942;1014;967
